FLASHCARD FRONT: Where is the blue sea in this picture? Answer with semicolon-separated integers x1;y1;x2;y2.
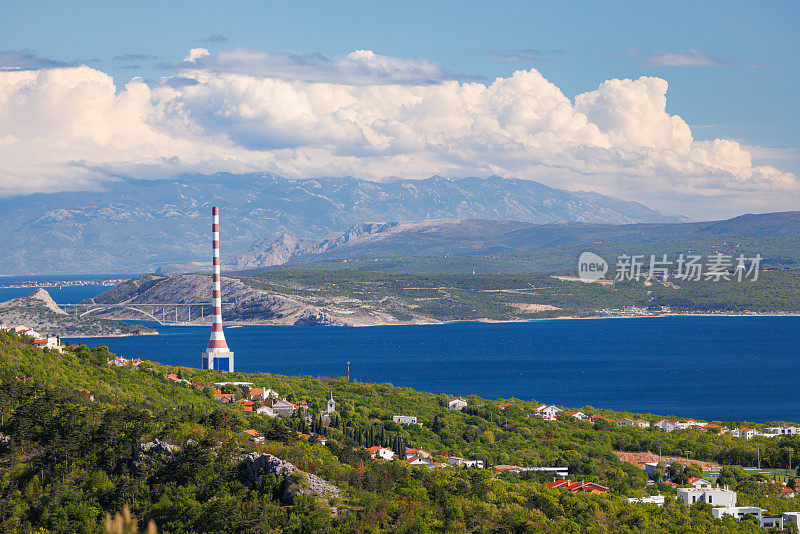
0;274;123;304
66;315;800;423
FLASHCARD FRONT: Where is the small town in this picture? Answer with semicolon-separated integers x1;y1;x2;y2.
2;315;791;531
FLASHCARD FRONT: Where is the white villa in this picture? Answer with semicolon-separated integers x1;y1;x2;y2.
33;337;62;352
367;446;395;460
447;397;468;411
677;485;736;508
535;405;562;420
766;426;800;436
393;415;419;425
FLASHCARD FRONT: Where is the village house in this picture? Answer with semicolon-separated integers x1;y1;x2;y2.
407;456;435;468
213;390;236;403
711;506;784;529
534;405;562;420
405;448;432;460
784;512;800;529
654;419;678;432
493;465;523;474
108;357;130;367
616;418;635;428
248;388;280;402
255;405;277;417
166;373;192;386
270;399;296;417
33;337;63;353
239;429;264;443
766;426;800;436
570;411;587;420
366;446;395;461
702;424;728;434
497;401;515;410
731;428;756;440
447;397;468;411
393;415;418;425
236;399;255;412
677;485;736;508
633;419;650;428
546;480;609;494
316;436;328;446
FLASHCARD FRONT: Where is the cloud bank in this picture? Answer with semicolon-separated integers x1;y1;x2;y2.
0;48;795;216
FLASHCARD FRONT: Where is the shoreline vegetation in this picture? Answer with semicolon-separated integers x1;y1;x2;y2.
2;330;800;532
3;267;800;335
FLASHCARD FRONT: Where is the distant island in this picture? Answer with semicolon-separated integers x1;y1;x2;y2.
0;289;155;337
74;268;800;329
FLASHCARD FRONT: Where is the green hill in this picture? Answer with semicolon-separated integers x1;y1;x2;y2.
1;332;798;533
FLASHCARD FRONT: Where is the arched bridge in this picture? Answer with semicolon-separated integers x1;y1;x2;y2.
61;303;233;326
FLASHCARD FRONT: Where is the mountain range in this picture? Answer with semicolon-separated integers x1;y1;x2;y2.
224;211;800;271
0;173;685;274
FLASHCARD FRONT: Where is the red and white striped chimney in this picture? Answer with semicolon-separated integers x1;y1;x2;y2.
202;206;234;371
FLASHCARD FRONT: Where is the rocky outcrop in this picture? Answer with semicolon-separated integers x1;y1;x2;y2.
241;452;340;503
83;274;348;326
132;439;178;475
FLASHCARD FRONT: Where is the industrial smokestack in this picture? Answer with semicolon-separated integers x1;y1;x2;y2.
202;206;234;372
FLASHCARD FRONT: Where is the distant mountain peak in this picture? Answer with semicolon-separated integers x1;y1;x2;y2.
0;172;690;274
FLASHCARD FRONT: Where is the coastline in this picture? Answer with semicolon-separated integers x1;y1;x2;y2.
76;310;800;334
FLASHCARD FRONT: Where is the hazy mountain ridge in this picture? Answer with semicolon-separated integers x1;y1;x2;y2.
226;211;800;270
0;173;684;274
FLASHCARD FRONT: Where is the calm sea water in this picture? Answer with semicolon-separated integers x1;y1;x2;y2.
0;274;123;304
66;315;800;423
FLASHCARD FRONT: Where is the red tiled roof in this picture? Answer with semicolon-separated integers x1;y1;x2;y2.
546;479;608;493
493;465;522;472
242;429;261;437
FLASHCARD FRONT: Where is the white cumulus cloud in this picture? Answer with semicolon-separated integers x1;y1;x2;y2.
0;49;795;218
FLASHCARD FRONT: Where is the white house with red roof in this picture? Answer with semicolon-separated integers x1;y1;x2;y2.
366;446;395;460
213;390;236;402
405;448;431;460
570;411;587;420
654;419;678;432
33;337;62;352
731;428;756;440
248;388;280;401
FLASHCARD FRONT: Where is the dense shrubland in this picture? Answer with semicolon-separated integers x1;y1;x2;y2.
0;331;798;532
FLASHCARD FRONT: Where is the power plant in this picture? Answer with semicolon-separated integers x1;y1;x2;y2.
202;206;234;372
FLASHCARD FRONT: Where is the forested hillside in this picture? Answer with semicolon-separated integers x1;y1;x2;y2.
1;332;799;533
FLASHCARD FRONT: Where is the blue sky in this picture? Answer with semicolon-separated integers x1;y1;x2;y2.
0;0;798;216
5;1;797;149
